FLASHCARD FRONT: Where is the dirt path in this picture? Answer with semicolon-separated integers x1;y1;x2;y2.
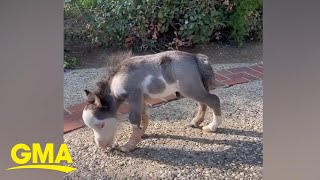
70;42;262;69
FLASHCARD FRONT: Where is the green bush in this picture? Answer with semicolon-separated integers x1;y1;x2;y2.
228;0;263;47
64;55;78;69
64;0;262;51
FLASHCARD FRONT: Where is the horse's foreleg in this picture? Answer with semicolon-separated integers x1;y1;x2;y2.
140;102;149;137
119;92;144;152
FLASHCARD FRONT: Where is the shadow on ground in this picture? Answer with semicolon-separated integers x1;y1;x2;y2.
116;128;262;168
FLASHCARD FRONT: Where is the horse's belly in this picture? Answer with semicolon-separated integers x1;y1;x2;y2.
148;83;177;99
142;75;177;99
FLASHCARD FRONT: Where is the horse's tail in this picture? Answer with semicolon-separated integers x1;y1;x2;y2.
194;54;226;90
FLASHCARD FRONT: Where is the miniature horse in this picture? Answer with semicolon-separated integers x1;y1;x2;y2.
82;51;222;152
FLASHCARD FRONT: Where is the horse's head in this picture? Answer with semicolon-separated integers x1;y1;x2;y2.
82;90;118;148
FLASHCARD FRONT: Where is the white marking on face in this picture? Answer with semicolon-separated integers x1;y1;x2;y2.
110;74;127;98
82;109;118;148
142;75;178;99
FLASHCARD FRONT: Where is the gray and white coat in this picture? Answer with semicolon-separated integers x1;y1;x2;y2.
82;50;223;152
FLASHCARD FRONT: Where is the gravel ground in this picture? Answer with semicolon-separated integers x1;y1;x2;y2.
63;63;263;180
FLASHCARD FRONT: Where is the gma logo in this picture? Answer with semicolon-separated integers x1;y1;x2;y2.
7;143;76;173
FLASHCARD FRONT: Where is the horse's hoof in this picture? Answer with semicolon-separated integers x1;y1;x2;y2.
188;123;202;129
202;125;217;133
109;144;119;151
141;134;148;139
119;145;134;152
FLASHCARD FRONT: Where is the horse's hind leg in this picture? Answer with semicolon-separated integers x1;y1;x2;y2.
175;60;222;132
187;92;222;132
189;103;207;128
178;77;222;132
200;93;222;132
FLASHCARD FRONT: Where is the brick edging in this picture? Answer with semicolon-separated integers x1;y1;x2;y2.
64;63;263;134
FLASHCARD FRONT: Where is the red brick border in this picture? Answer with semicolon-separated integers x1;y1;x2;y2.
64;63;263;134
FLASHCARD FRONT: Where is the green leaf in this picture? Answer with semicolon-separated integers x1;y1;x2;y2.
158;11;163;18
203;16;210;24
188;23;194;30
159;18;166;23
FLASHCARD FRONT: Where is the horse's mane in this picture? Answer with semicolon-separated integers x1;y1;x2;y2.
94;50;133;98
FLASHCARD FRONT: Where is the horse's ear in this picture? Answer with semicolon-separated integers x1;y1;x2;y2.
83;90;93;103
84;90;103;107
84;90;91;96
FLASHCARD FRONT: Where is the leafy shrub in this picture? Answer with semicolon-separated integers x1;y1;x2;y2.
64;2;94;52
228;0;263;46
64;55;78;69
64;0;262;51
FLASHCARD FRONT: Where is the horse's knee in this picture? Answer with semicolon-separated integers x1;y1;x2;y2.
203;94;221;115
129;111;142;127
